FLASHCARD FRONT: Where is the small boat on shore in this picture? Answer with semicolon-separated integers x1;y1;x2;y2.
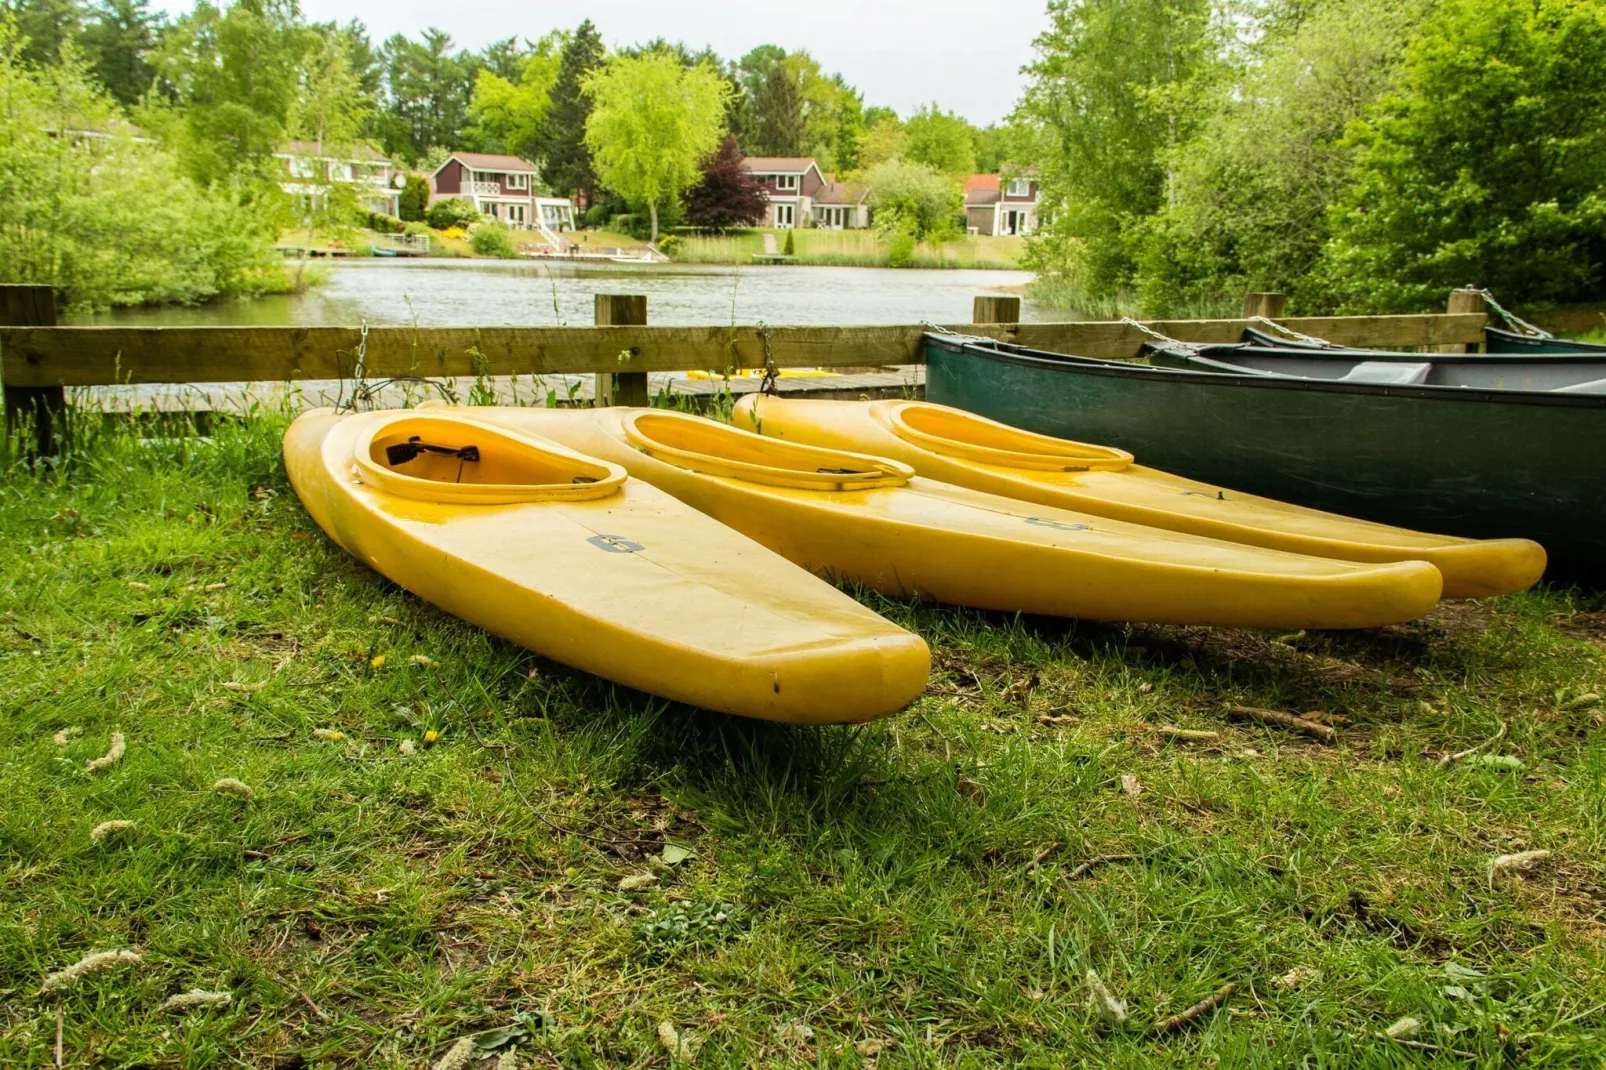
1483;325;1606;356
731;395;1544;599
459;405;1446;630
283;408;930;724
921;332;1605;586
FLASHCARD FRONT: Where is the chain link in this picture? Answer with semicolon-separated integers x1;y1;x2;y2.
756;321;779;396
1247;315;1336;348
1464;287;1552;339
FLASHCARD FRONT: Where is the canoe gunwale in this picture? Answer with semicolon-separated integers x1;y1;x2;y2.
924;334;1606;411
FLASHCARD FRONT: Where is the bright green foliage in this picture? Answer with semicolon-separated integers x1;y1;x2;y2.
397;173;429;221
1317;0;1606;311
1132;0;1426;314
2;0;79;66
373;29;479;163
858;114;907;169
865;158;963;251
284;30;370;271
1015;0;1221;306
469;219;516;257
0;31;279;309
583;51;729;242
425;197;479;230
147;0;313;184
535;19;605;203
466;32;561;160
903;103;976;176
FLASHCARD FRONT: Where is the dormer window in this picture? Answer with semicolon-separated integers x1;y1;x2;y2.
776;173;799;191
1006;178;1030;197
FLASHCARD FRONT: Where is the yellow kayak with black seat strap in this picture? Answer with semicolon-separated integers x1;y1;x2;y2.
731;396;1545;599
283;408;930;724
457;406;1445;629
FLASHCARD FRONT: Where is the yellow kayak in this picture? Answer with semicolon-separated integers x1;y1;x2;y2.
283;408;929;724
733;396;1545;599
459;405;1444;629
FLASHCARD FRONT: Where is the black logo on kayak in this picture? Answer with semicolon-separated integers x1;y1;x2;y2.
588;534;644;554
1025;517;1090;532
1180;489;1228;500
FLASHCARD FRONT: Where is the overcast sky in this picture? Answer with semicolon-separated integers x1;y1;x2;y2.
157;0;1051;127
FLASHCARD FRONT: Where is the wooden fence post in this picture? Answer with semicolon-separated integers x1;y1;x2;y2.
973;295;1021;325
2;284;63;456
1445;288;1487;353
593;294;649;407
1243;292;1287;320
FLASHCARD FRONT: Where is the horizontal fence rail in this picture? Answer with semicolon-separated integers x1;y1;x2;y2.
1;314;1488;388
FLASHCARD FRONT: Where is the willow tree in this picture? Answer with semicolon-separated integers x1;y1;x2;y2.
583;51;729;242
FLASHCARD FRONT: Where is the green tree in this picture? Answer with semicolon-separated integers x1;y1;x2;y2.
1015;0;1219;305
149;0;313;184
1318;0;1606;310
866;157;962;241
286;28;369;278
79;0;160;106
752;61;805;156
375;29;480;162
0;28;278;309
536;19;604;204
859;114;906;169
583;51;729;241
466;32;561;158
397;173;429;221
903;103;976;175
2;0;81;67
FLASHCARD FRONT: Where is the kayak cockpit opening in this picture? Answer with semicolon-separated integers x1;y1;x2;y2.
880;401;1134;472
621;410;913;491
353;414;625;504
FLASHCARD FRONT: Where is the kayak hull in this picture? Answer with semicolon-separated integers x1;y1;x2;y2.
284;409;930;724
464;406;1444;630
919;334;1583;587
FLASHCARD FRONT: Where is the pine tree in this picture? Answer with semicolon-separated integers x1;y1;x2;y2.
685;135;767;229
753;65;806;156
80;0;159;107
537;19;605;205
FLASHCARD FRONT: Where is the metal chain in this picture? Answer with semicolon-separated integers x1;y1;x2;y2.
1465;286;1552;339
1248;315;1336;348
757;321;779;396
337;320;372;413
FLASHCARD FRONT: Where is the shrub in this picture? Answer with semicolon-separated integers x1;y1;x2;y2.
865;158;963;243
886;230;917;268
403;220;433;238
657;233;682;255
783;229;795;256
583;203;612;229
397;175;430;222
364;211;405;234
426;197;482;230
470;221;517;258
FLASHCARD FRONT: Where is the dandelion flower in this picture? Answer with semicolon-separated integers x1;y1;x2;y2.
423;729;440;745
40;949;140;995
432;1038;476;1070
398;739;416;755
85;731;126;773
313;729;344;741
162;989;231;1012
91;820;135;842
53;726;79;746
369;655;387;670
213;778;253;799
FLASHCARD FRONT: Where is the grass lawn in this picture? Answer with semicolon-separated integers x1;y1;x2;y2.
2;412;1604;1067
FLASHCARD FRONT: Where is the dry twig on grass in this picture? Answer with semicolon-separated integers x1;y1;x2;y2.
1375;1033;1478;1059
1438;721;1508;767
1226;705;1335;742
1156;726;1219;743
1150;982;1237;1035
1066;854;1136;881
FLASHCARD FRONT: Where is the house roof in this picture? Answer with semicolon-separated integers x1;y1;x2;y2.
814;180;868;206
279;140;392;163
740;156;818;174
964;174;1002;206
443;151;538;173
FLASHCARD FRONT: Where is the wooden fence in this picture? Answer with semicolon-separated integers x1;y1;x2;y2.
2;283;1494;454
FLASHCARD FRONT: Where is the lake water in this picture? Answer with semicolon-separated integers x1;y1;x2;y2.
72;259;1041;327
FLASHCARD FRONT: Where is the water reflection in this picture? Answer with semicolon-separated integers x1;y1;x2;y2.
69;259;1040;328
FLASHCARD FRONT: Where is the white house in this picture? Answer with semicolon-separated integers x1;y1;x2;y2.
963;172;1039;236
275;141;400;216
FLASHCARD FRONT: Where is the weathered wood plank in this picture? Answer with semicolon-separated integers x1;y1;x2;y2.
1;284;64;455
0;313;1487;387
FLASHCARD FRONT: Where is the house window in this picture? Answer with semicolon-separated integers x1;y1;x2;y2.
774;203;795;228
507;204;526;225
506;172;529;190
776;173;799;191
1006;178;1030;198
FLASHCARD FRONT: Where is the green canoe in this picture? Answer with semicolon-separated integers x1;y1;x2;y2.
1485;325;1606;355
922;332;1606;585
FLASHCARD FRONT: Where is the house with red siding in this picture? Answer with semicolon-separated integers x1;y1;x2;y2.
430;152;574;232
739;156;829;229
964;172;1039;236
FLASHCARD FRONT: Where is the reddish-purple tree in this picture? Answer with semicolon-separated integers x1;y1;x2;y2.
685;135;768;230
